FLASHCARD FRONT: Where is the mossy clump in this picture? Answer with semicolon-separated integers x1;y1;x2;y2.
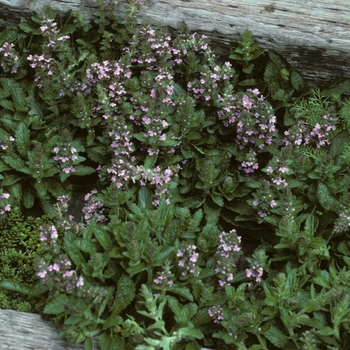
0;207;52;312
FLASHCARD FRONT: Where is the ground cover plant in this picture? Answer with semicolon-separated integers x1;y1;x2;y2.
2;0;350;349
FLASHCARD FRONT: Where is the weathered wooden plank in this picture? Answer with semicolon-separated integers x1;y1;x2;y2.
0;308;87;350
0;308;215;349
0;0;350;84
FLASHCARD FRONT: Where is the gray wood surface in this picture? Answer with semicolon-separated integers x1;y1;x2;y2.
0;308;214;349
0;0;350;84
0;308;86;350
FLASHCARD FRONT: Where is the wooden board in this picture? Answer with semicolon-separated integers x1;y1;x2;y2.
0;0;350;84
0;308;214;349
0;308;87;350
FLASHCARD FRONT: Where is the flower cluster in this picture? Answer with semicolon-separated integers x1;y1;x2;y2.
239;149;259;174
187;61;235;102
283;115;337;148
176;242;200;277
153;260;174;292
39;17;70;49
0;191;11;216
36;224;85;292
219;89;277;172
214;229;243;287
251;180;278;218
246;260;264;283
208;305;224;324
82;190;106;224
27;54;55;87
52;130;82;178
0;42;20;73
53;146;78;175
333;204;350;234
0;134;14;153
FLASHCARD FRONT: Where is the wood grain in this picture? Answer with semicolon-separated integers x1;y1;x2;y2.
0;0;349;84
0;308;87;350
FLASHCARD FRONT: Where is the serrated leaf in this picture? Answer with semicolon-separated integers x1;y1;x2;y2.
0;99;14;111
15;122;30;158
167;297;197;324
317;181;339;212
210;192;224;207
64;231;85;267
290;70;304;90
99;332;125;350
330;130;349;159
264;325;289;348
138;186;153;210
167;286;194;302
178;327;203;340
23;186;35;208
111;275;136;315
94;226;113;250
185;341;201;350
0;280;48;296
45;178;66;197
34;181;47;198
43;294;70;314
73;165;96;176
10;84;28;112
1;174;21;186
3;155;31;174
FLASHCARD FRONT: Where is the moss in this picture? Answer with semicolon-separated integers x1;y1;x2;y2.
0;207;52;312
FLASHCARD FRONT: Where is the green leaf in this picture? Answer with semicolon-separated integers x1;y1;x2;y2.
264;325;289;348
34;181;47;198
23;187;35;208
44;294;70;314
138;186;153;210
14;122;30;158
0;280;48;296
0;99;14;111
316;181;340;212
111;275;136;316
99;332;125;350
167;296;197;324
94;226;113;250
290;70;304;90
162;219;180;245
167;286;194;302
210;192;224;207
185;341;201;350
1;174;22;186
45;178;66;197
3;155;31;174
178;327;204;340
64;231;85;267
312;270;330;288
330;130;349;159
11;85;28;112
72;165;96;176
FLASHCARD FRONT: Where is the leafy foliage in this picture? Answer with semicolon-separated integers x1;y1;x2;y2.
1;0;350;349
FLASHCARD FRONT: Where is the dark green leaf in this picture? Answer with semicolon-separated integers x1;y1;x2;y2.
15;122;30;158
72;165;96;176
111;275;136;315
264;325;289;348
330;130;349;159
3;155;31;174
94;226;113;251
167;286;194;302
43;294;70;314
0;99;14;111
316;181;340;212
